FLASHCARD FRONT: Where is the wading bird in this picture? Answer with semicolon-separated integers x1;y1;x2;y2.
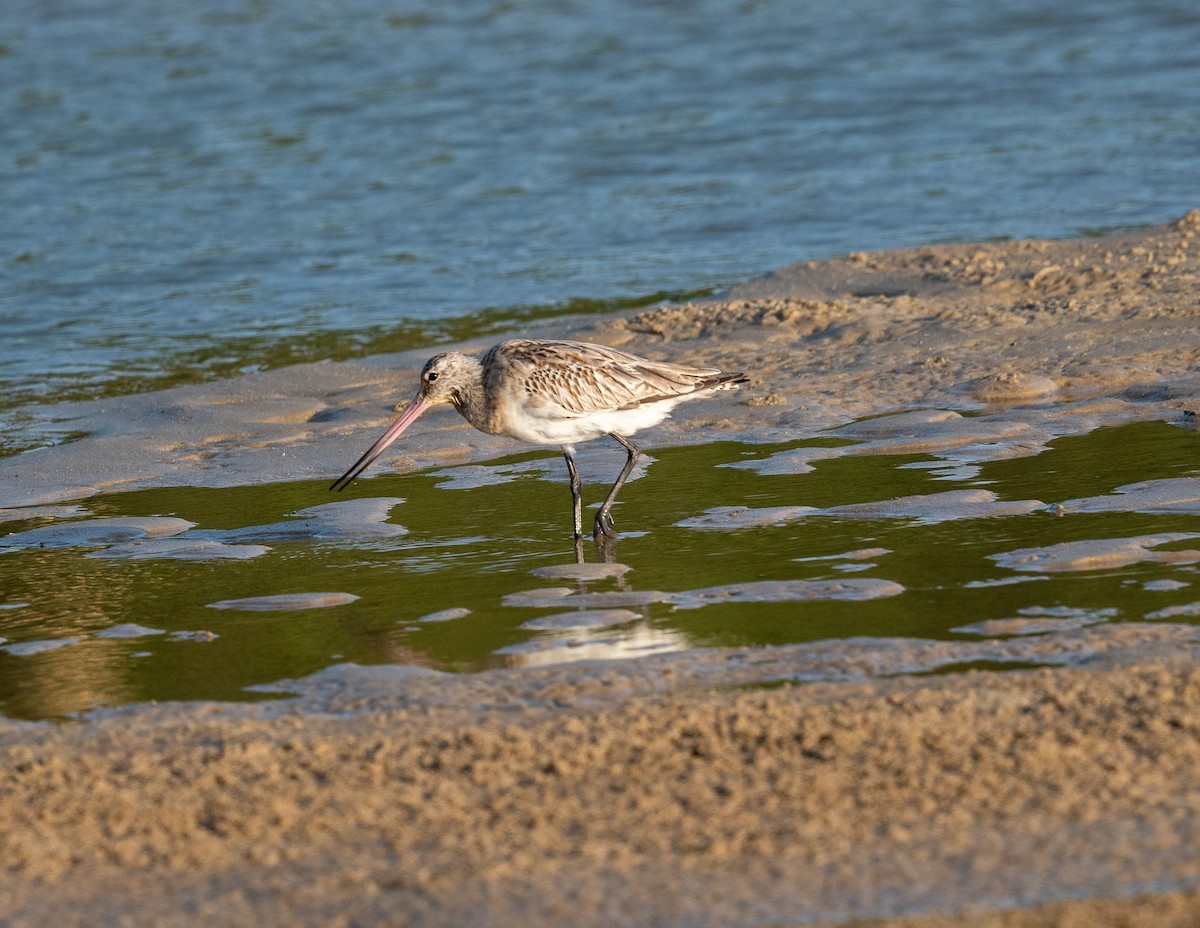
331;338;747;541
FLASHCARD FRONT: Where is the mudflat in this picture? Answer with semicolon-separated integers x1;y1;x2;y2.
3;213;1200;926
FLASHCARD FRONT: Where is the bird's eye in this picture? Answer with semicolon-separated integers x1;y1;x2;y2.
426;371;439;383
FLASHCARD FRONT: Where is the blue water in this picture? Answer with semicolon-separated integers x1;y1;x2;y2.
2;0;1198;410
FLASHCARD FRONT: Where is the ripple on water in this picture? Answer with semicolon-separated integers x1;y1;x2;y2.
520;609;642;631
504;578;904;611
530;563;632;581
416;607;473;623
94;623;167;639
0;498;408;561
991;533;1200;573
0;516;194;550
667;579;904;610
1059;478;1200;515
1;637;85;656
89;538;269;560
1143;579;1190;592
202;498;408;542
952;607;1118;637
678;489;1043;529
1146;602;1200;620
207;593;361;611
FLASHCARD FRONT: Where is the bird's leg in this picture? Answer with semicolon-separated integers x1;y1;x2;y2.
563;447;584;541
594;434;639;540
595;533;617;563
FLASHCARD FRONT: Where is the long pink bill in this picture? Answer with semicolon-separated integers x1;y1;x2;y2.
329;396;431;492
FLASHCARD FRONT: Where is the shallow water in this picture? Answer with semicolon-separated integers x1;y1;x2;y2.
1;418;1197;720
3;0;1199;423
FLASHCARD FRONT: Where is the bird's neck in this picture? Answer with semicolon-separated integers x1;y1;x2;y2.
449;356;490;431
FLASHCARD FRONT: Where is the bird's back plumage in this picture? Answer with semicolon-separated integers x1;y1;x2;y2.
483;339;746;417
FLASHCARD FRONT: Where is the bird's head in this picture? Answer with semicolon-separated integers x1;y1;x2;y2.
417;351;478;410
330;349;481;492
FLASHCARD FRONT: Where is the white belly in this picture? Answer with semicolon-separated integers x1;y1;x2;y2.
496;395;688;447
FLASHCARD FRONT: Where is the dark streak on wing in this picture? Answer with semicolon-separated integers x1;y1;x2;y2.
485;339;747;416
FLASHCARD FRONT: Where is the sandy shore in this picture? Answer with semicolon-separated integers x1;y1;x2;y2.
3;212;1200;925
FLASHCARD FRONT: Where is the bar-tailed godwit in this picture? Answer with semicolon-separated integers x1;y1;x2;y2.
330;338;748;540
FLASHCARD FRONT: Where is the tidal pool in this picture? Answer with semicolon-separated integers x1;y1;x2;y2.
0;418;1197;720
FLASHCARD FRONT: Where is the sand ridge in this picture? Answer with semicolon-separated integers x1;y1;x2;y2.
5;629;1200;926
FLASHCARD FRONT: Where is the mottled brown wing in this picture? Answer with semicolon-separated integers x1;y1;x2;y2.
485;339;732;416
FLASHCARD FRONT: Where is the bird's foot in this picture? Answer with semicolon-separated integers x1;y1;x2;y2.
593;510;617;540
594;533;617;563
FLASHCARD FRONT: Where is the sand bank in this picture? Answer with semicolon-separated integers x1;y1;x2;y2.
5;213;1199;510
5;627;1200;927
3;213;1200;925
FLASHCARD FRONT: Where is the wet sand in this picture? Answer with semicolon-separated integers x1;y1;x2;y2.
3;213;1200;925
